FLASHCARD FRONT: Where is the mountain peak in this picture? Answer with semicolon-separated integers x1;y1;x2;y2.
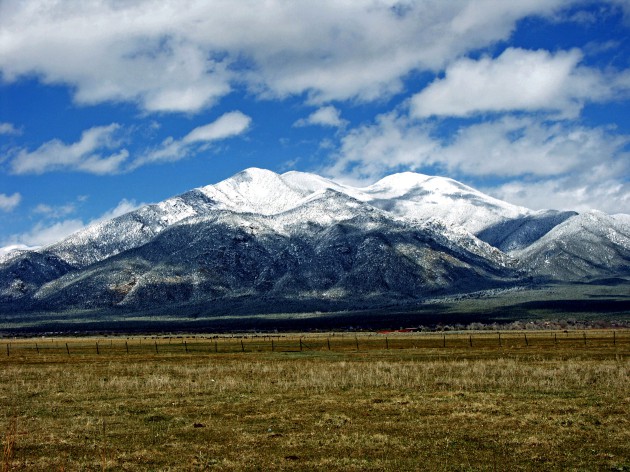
2;167;630;319
234;167;280;181
369;171;432;190
200;167;307;215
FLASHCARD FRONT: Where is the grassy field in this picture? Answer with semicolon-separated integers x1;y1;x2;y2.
1;331;629;471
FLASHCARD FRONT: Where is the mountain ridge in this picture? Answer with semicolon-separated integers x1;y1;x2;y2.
1;168;629;319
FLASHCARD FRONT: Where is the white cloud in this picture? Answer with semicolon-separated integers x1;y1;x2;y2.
410;48;624;118
0;198;144;253
324;111;630;212
10;124;128;175
294;106;347;128
0;192;21;211
0;122;21;135
0;0;575;112
489;176;630;214
4;219;87;249
6;112;251;175
92;198;144;223
325;111;439;183
183;111;252;143
435;117;629;178
33;202;77;218
135;111;251;166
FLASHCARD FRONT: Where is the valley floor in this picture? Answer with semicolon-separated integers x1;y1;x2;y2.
3;281;630;335
1;331;629;471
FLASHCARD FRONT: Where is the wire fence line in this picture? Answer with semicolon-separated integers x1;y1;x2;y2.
1;330;627;358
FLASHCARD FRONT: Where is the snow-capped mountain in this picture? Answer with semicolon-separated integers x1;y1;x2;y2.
1;168;629;317
513;211;630;280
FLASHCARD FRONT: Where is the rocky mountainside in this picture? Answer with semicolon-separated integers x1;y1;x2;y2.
513;211;630;280
1;168;629;317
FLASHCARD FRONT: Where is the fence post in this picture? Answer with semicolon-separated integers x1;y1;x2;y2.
613;331;616;346
215;340;218;353
443;334;446;348
96;342;99;355
154;341;158;354
66;343;70;355
6;343;9;356
554;333;557;344
498;333;501;347
271;340;274;352
469;335;472;347
524;333;528;346
36;343;39;354
327;337;331;351
385;337;389;350
299;338;303;352
125;341;129;354
241;339;245;352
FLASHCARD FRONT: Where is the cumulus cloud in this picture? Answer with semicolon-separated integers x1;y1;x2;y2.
435;117;629;178
0;122;21;135
135;111;251;167
294;106;347;128
410;48;626;118
0;192;21;212
5;112;251;175
324;111;630;212
0;0;576;112
10;124;128;175
325;112;438;183
488;177;630;214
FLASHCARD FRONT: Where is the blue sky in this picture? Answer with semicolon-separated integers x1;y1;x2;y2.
1;0;629;254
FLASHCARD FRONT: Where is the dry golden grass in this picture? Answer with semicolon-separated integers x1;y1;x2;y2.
1;415;16;472
0;331;629;471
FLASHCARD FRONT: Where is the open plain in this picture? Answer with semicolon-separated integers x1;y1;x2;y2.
1;330;629;471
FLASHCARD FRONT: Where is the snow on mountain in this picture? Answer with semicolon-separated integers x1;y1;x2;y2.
2;167;630;317
612;213;630;227
199;168;308;215
31;190;517;312
200;172;513;268
0;246;30;264
476;209;577;252
0;168;593;273
514;211;630;280
198;168;534;236
358;173;530;235
46;190;216;268
0;167;609;276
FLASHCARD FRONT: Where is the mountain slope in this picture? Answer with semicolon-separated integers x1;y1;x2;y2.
476;210;577;252
30;191;517;313
282;170;570;249
514;211;630;280
47;189;218;268
1;168;630;318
